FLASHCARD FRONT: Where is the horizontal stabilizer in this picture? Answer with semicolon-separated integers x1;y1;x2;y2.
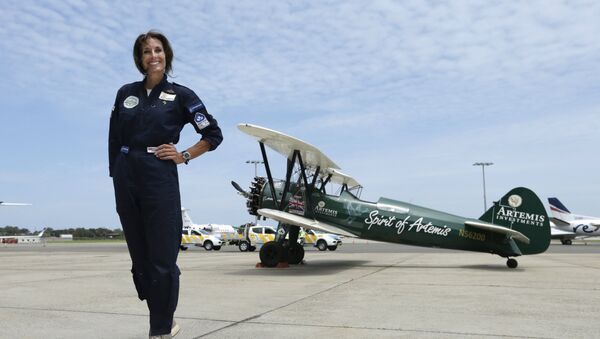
257;208;357;237
550;217;570;227
464;220;530;244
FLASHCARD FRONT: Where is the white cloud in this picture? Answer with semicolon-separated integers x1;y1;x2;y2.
1;0;599;228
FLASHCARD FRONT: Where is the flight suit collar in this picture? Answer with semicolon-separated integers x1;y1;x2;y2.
142;74;170;98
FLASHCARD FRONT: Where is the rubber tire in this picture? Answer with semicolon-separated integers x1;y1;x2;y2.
213;246;221;251
288;242;305;265
507;258;518;269
180;246;188;251
561;239;572;245
327;245;338;251
239;241;249;252
316;240;327;251
204;241;214;251
249;246;256;252
259;241;283;267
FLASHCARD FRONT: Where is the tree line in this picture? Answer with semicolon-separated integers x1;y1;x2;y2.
0;226;124;239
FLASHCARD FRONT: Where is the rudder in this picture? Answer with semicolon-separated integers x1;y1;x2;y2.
479;187;550;255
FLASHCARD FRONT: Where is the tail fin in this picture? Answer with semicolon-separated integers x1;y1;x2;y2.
181;208;193;228
37;228;46;237
479;187;550;255
548;197;574;221
549;197;571;214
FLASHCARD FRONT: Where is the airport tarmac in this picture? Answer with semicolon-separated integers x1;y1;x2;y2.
1;241;599;339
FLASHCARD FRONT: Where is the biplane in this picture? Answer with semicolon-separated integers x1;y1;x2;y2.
233;124;551;269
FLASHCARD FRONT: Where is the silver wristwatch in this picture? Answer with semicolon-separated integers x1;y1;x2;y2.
181;150;191;165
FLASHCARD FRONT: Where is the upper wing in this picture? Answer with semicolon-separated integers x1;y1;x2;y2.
238;123;339;170
464;220;530;244
238;124;361;187
257;208;358;237
325;168;361;188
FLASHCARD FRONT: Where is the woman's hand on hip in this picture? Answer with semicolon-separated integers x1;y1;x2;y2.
155;143;185;164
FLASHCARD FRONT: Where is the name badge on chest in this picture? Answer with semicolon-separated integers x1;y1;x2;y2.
159;91;176;101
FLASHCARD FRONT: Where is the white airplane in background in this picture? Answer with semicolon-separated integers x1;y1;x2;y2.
1;228;46;244
548;197;600;245
0;201;32;206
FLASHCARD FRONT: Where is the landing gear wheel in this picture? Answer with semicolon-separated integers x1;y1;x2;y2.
213;246;221;251
327;245;338;251
204;241;214;251
249;246;256;252
260;241;283;267
316;240;327;251
561;239;572;245
506;258;518;269
288;243;305;265
179;246;188;251
239;241;250;252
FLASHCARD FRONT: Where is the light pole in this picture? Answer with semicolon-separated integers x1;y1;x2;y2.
245;160;263;177
473;162;493;212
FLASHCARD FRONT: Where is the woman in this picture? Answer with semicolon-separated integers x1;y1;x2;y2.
109;30;223;338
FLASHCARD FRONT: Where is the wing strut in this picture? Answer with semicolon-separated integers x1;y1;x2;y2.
259;142;279;206
278;150;298;210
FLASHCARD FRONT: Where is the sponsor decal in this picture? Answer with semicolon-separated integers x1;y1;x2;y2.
363;210;451;237
194;113;210;129
314;201;338;217
508;195;522;208
495;206;545;227
189;102;205;112
123;95;139;109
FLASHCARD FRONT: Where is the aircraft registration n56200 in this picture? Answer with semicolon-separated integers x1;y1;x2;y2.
232;124;550;269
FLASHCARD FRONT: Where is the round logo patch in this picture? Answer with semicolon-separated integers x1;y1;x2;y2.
508;194;522;208
318;201;326;208
123;96;139;109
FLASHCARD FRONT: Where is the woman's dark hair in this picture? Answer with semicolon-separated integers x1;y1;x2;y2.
133;30;174;75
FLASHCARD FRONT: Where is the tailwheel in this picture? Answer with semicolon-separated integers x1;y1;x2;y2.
260;241;283;267
287;242;305;265
506;258;518;269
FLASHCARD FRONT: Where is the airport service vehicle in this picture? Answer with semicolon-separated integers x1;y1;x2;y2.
237;225;277;252
548;197;600;245
303;229;342;251
180;228;224;251
232;124;550;269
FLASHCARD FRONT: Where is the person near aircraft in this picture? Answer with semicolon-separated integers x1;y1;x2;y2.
108;30;223;338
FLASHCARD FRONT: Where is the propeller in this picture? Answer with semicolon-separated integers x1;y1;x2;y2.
231;181;250;198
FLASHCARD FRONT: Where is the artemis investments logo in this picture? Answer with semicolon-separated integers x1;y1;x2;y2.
315;201;338;217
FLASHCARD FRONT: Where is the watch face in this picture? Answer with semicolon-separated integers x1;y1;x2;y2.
183;151;191;160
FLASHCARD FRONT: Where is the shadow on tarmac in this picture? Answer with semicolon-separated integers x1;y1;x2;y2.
226;260;371;276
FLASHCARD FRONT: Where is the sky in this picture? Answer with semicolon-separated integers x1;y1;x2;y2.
1;0;599;231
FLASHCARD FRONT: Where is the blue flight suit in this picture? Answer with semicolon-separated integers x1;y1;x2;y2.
108;75;222;335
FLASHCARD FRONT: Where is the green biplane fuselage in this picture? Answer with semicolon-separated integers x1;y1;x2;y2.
254;180;549;260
